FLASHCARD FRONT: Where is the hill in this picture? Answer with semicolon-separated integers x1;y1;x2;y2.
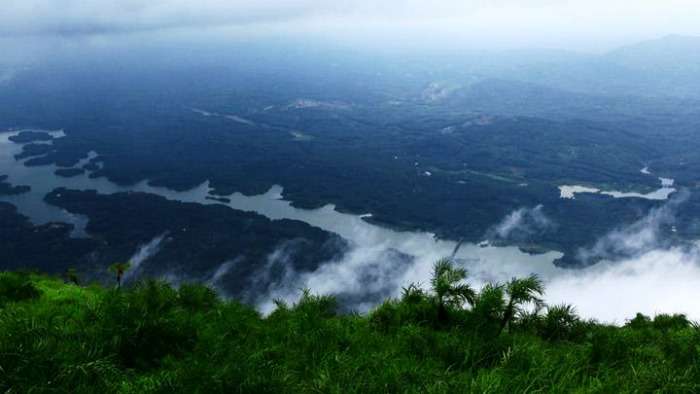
605;35;700;73
1;266;699;393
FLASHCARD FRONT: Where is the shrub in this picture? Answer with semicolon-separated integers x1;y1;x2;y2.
177;283;220;311
2;269;700;393
652;314;691;331
96;280;197;370
538;304;581;341
627;312;652;329
0;272;41;306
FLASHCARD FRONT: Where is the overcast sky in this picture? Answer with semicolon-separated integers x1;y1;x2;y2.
2;1;700;52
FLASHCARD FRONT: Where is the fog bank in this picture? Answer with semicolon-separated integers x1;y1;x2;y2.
256;194;700;323
3;1;700;52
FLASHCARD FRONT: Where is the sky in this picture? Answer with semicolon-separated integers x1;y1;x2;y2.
2;0;700;52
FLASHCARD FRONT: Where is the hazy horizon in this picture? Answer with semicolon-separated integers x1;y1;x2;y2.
3;0;700;324
2;0;700;56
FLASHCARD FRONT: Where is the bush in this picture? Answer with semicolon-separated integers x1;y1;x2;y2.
177;283;219;311
538;304;581;341
96;280;198;370
626;312;652;329
0;272;41;306
2;271;700;393
369;288;438;332
652;313;691;331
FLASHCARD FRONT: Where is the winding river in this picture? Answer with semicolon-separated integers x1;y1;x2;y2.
0;130;563;299
4;129;697;322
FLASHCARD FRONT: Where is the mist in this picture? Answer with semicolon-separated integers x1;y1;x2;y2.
3;0;700;326
546;246;700;323
3;0;700;55
487;204;555;242
123;233;168;283
254;194;700;323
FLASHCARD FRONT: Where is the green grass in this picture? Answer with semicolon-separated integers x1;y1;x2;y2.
1;270;699;393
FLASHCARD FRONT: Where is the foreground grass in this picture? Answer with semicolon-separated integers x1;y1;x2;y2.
1;270;699;393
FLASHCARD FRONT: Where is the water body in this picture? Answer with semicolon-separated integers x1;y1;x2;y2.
190;108;255;126
0;129;563;298
6;129;696;322
559;173;676;201
0;130;89;237
559;185;601;199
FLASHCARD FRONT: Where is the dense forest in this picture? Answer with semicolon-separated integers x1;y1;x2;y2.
0;176;30;196
3;42;700;265
2;261;699;393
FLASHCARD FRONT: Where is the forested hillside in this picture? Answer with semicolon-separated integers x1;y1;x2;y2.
1;262;698;393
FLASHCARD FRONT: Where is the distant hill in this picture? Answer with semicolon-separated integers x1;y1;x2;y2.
605;35;700;73
488;35;700;99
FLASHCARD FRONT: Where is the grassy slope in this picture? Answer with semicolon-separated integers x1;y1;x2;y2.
1;271;699;393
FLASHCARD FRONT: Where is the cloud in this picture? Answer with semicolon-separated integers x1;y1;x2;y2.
0;1;320;36
123;232;167;282
251;209;565;315
546;245;700;323
576;191;689;264
2;0;700;51
249;191;700;323
487;205;555;242
208;259;238;285
536;192;700;323
494;194;700;323
256;244;416;314
246;240;304;307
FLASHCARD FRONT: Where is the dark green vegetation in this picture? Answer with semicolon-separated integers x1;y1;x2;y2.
54;167;85;178
0;188;345;301
0;202;94;270
7;131;53;144
3;37;700;265
0;175;30;196
42;189;345;301
14;143;54;160
2;263;700;393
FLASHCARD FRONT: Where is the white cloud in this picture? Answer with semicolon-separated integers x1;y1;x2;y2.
2;1;700;50
123;232;167;283
576;192;687;263
546;246;700;324
252;193;700;324
488;205;554;241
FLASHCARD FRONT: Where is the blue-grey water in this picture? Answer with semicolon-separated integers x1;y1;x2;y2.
4;129;697;323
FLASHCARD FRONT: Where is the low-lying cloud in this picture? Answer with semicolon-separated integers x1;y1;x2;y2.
576;191;688;264
252;194;700;323
256;244;415;314
487;204;555;242
251;205;564;315
203;257;243;296
546;245;700;323
123;232;167;283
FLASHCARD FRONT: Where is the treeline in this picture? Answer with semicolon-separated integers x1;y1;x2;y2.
1;261;699;393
